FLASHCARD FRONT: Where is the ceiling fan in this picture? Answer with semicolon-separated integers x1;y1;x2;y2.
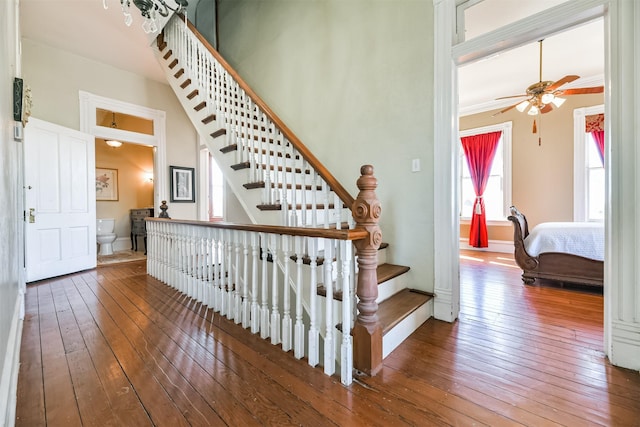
494;39;604;117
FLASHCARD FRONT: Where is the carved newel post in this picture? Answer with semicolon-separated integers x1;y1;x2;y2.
351;165;383;375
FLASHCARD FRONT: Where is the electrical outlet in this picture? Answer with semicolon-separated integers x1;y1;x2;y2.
411;158;421;172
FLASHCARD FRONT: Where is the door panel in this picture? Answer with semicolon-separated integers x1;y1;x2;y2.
25;118;96;282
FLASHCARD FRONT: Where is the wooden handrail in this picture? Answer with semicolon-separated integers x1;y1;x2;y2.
171;14;355;208
146;217;368;241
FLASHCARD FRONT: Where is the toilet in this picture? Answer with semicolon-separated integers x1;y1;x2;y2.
96;218;117;256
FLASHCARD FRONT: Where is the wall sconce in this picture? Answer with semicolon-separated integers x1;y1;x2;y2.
144;172;154;182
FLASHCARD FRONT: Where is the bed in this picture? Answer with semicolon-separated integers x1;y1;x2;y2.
507;206;604;287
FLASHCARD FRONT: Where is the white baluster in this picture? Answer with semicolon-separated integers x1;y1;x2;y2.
234;230;242;324
248;101;256;183
242;231;250;328
308;238;319;367
213;228;222;312
226;229;234;320
340;240;353;386
323;239;335;376
322;180;330;229
207;227;215;307
250;232;260;334
311;170;318;228
281;235;292;352
294;236;305;359
289;143;298;226
270;234;280;345
300;160;308;226
219;229;228;316
260;232;270;338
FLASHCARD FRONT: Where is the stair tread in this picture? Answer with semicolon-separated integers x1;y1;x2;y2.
378;289;432;335
377;263;410;284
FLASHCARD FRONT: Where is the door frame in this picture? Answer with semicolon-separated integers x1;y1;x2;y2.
433;0;637;367
79;91;168;209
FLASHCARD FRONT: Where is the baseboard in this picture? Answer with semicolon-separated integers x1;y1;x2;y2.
459;239;513;253
113;237;131;252
0;292;24;427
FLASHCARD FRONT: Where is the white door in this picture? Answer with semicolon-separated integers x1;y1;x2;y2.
24;118;96;282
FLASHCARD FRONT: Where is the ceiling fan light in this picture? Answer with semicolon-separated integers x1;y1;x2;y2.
527;105;540;116
551;97;566;107
106;140;123;148
515;100;530;112
541;93;555;104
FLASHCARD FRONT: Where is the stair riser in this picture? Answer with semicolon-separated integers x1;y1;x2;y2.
376;275;408;304
382;300;433;358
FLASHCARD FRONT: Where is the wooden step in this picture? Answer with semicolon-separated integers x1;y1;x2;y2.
187;89;199;100
194;101;206;112
377;289;433;335
318;261;406;302
220;143;237;154
201;114;216;125
243;181;323;191
257;203;339;211
174;68;184;79
211;129;227;139
376;263;410;284
169;58;178;69
163;49;172;60
180;79;192;89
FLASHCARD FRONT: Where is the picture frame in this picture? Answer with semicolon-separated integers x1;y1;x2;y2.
170;165;195;203
96;167;119;201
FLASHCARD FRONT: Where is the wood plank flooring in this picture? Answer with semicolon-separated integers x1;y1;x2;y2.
15;252;640;426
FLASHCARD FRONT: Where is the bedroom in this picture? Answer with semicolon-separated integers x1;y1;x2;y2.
457;16;605;284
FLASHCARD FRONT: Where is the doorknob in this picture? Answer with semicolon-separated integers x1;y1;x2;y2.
28;208;35;223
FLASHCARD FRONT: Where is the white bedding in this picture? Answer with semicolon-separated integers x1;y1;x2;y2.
524;222;604;261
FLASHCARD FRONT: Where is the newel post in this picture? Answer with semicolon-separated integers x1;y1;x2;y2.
351;165;383;375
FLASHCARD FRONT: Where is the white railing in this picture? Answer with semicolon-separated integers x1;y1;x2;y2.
162;16;354;229
146;218;365;385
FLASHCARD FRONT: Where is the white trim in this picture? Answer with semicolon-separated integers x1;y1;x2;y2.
573;104;604;221
459;238;513;254
433;0;460;323
79;91;168;214
198;143;210;221
0;294;24;427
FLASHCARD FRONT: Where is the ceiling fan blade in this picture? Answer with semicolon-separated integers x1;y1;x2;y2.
546;75;580;91
492;102;520;116
557;86;604;95
540;104;553;114
495;94;528;100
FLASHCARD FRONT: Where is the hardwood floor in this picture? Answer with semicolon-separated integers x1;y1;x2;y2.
15;252;640;426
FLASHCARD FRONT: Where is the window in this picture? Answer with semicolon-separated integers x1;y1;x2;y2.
573;105;604;222
459;121;512;221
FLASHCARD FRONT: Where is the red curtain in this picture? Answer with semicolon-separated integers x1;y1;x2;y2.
461;131;502;248
591;130;605;166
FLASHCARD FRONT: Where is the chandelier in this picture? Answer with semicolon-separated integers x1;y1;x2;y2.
104;0;188;34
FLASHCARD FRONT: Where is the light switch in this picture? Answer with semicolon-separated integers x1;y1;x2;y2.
411;158;421;172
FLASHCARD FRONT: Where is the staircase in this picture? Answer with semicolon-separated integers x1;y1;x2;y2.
151;14;433;379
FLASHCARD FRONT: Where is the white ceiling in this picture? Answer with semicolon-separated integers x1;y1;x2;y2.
19;1;604;114
20;0;167;83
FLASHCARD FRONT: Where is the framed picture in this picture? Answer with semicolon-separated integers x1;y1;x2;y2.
170;165;195;203
96;167;119;201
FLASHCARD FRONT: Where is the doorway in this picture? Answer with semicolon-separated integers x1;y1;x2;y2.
79;92;167;263
433;0;615;352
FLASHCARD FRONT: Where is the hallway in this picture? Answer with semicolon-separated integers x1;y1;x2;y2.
15;253;639;426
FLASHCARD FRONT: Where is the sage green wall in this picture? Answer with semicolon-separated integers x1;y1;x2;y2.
460;92;603;237
217;0;435;292
0;0;22;420
20;39;199;221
